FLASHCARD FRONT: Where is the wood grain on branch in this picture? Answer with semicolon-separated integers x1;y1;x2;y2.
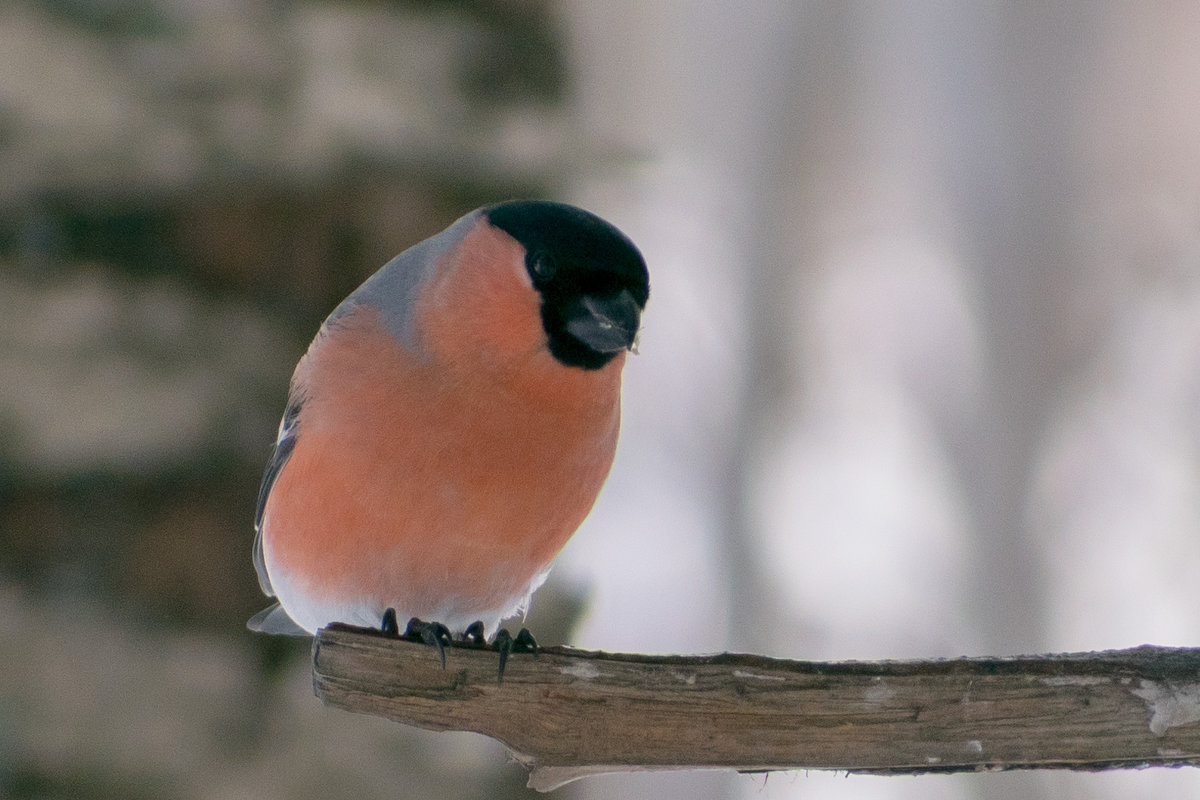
312;625;1200;791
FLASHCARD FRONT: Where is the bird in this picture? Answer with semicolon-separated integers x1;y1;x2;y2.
248;200;649;669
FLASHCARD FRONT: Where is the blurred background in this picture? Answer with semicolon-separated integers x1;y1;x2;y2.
2;1;1200;799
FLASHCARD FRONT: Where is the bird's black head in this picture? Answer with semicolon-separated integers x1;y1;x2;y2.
485;200;650;370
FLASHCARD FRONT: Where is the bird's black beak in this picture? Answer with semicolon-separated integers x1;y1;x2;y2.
564;289;642;355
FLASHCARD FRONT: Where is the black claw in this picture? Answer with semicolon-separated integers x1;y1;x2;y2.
403;617;452;668
491;627;537;685
494;628;514;685
381;608;400;637
462;620;487;648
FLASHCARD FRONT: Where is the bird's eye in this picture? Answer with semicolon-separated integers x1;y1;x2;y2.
530;252;557;281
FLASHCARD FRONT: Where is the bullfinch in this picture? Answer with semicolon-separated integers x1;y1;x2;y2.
249;201;649;664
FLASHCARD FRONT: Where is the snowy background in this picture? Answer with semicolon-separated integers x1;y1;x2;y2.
2;2;1199;799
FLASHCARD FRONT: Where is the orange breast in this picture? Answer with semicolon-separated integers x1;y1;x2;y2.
262;225;625;622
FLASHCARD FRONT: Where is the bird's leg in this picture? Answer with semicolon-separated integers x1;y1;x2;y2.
402;617;452;668
492;627;538;685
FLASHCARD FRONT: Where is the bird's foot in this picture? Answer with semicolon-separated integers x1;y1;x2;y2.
396;615;452;668
460;620;488;648
381;611;536;680
492;626;538;685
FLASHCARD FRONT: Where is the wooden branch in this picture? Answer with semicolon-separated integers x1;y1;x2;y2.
312;625;1200;791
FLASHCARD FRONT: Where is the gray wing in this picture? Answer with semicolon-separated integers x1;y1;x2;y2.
253;397;301;595
249;398;308;636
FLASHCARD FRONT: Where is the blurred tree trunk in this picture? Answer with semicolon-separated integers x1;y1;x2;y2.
921;5;1098;799
930;3;1095;655
705;4;811;656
